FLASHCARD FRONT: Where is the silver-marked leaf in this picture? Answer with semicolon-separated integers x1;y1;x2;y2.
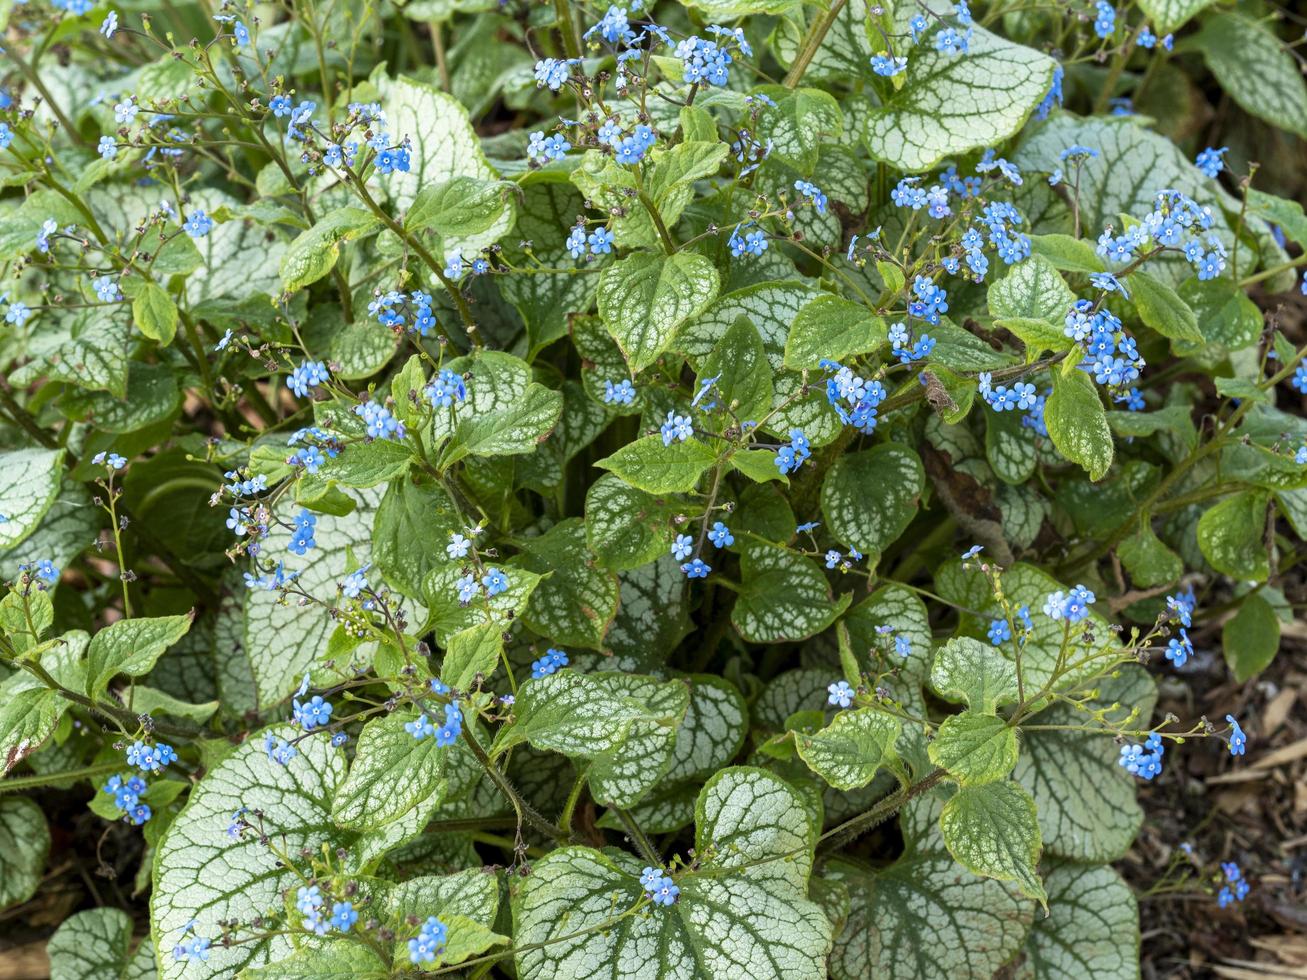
584;474;677;571
605;555;693;670
1192;12;1307;139
442;382;563;466
1015;668;1154;863
1136;0;1215;33
333;710;464;830
242;488;380;708
151;725;349;980
512;767;831;980
939;780;1046;905
278;208;379;293
47;908;140;980
0;449;65;550
864;25;1055;172
753;86;843;175
987;254;1074;324
986;407;1038;485
930;636;1019;714
826;849;1032;980
796;708;900;790
596;251;720;373
422;564;543;645
1197;490;1270;582
732;540;853;644
587;674;691;807
820;445;924;558
664;674;748;783
517;519;619;650
243;944;386;979
1017;863;1139;980
0;798;49;911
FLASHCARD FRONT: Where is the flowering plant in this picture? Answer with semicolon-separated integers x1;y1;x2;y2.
0;0;1302;975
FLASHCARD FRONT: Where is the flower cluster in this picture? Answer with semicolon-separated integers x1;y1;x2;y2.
639;866;681;906
101;774;152;825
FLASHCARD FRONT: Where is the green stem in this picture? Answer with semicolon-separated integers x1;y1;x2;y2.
818;768;946;853
0;762;122;793
614;807;661;866
463;727;569;841
784;0;848;89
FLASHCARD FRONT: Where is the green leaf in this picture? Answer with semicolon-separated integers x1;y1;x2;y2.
1020;863;1139;980
512;768;831;980
0;797;49;911
929;636;1019;714
732;540;853;643
1222;592;1280;682
132;282;179;346
0;633;86;774
47;908;141;980
596;251;720;373
151;726;348;979
442;382;563;467
377;73;509;254
86;613;193;698
698;316;774;422
422;564;543;645
243;944;387;979
1246;188;1307;249
1117;521;1183;588
928;712;1019;786
795;707;900;790
333;710;467;830
1192;12;1307;139
753;86;843;175
1129;271;1202;344
517;519;620;650
820;445;924;558
371;477;458;597
406;176;516;241
583;475;675;571
1136;0;1215;34
864;24;1055;172
278;208;379;293
729;449;789;483
595;435;717;494
1045;370;1113;481
1197;490;1269;582
784;294;886;371
1029;233;1106;274
0;448;65;550
645;141;731;228
939;781;1046;906
129;685;220;723
441;621;504;690
987;253;1074;324
1177;278;1262;350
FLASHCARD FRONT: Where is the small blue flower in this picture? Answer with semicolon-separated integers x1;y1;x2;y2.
482;567;510;596
681;558;710;579
1195;146;1228;179
671;534;694;562
531;648;569;679
660;411;693;446
1226;714;1246;757
987;619;1012;645
603;379;635;404
707;522;733;548
588;227;614;255
330;902;358;932
827;680;854;709
183;210;213;238
409;917;448;964
405;713;436;739
1165;629;1193;668
294;695;333;731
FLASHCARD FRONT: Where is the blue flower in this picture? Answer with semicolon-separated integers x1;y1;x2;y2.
774;429;811;475
1226;714;1246;756
987;619;1012;645
533;57;574;91
100;10;118;37
681;558;710;578
649;876;680;906
661;411;693;446
288;509;317;556
793;179;828;214
294;695;333;730
603;379;635;404
405;713;436;739
288;359;330;398
426;368;467;408
1195;146;1228;178
870;53;906;76
264;732;297;765
409;917;448;964
827;680;854;708
1165;629;1193;668
355;400;406;440
330;902;358;932
1093;0;1115;38
531;648;569;679
934;27;971;55
434;701;463;746
97;135;117;159
455;574;478;603
233;20;250;45
1217;862;1250;906
671;534;694;562
588;227;614;255
482;567;510;596
183;210;213;237
894;635;911;657
708;522;733;548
